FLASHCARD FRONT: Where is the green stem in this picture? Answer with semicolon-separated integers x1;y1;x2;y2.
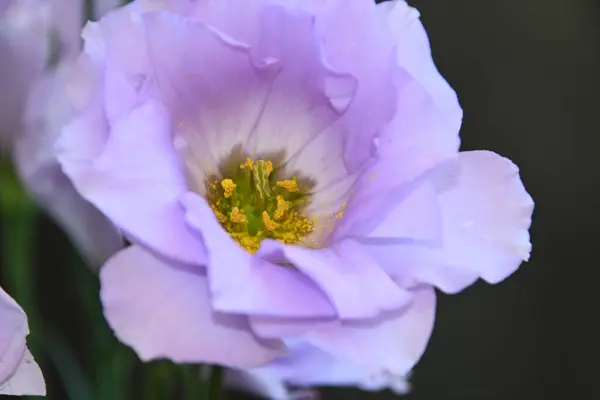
207;365;224;400
45;331;93;400
182;365;203;399
143;362;176;400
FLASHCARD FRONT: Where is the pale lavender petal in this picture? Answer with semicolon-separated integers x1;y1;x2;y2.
192;0;396;174
100;245;284;368
308;286;436;376
377;0;462;165
379;0;460;114
140;7;357;194
364;151;533;292
311;0;397;172
254;340;411;395
99;7;153;125
282;240;412;319
224;369;293;400
0;289;42;395
338;0;463;226
139;11;280;182
0;287;28;385
249;315;335;341
56;102;108;177
181;193;336;318
365;242;479;294
254;340;369;386
244;4;357;191
340;177;442;244
433;151;534;283
0;348;45;396
61;100;206;266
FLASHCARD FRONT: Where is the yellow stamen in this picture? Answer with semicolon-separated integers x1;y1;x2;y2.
239;236;261;254
265;160;274;177
262;211;278;232
212;208;227;223
221;179;236;198
274;195;291;220
240;157;254;169
207;156;317;254
276;179;298;192
230;207;247;223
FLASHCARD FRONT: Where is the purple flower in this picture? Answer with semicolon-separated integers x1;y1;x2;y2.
0;286;45;396
57;0;533;379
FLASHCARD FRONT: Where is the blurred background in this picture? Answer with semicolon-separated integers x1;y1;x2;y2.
1;0;598;399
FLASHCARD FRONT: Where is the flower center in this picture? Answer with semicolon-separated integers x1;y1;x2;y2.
206;157;315;254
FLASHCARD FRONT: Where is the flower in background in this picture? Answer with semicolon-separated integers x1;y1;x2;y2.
0;0;50;155
1;0;124;268
0;286;45;396
56;0;533;392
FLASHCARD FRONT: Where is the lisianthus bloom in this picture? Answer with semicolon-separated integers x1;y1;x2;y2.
1;0;123;267
0;286;45;396
57;0;534;381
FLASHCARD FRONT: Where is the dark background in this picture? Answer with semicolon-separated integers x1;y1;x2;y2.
1;0;598;399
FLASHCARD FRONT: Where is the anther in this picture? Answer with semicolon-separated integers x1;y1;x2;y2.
221;179;236;198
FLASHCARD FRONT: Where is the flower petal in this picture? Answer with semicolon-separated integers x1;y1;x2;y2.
433;151;534;283
245;4;357;191
185;0;396;174
283;240;412;319
181;193;336;319
0;348;45;396
379;0;461;113
308;286;436;376
168;2;359;191
140;11;281;182
254;340;411;395
0;287;28;385
100;245;283;368
61;100;206;266
224;369;295;400
360;0;462;196
365;242;479;294
312;0;397;172
364;151;533;292
340;177;442;244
